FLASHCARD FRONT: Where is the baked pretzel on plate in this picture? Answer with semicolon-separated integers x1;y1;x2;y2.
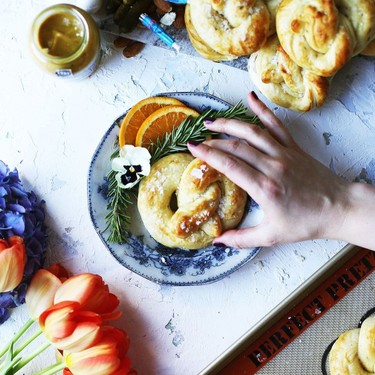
138;153;247;250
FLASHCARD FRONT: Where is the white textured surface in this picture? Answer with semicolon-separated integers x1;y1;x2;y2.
0;1;374;374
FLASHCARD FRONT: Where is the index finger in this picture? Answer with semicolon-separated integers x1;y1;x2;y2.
187;141;266;202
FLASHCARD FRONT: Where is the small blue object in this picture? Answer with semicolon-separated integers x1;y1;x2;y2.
139;13;180;52
165;0;187;3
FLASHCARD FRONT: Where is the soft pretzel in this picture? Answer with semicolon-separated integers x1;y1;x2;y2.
361;39;375;56
248;35;330;111
276;0;355;77
137;153;247;250
358;316;375;372
338;0;375;56
184;4;237;61
188;0;270;57
265;0;282;35
329;316;375;374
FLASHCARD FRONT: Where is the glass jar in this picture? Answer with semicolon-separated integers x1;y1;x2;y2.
30;4;101;79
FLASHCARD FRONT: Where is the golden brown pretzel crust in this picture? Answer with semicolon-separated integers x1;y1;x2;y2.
361;39;375;56
276;0;354;77
276;0;375;76
188;0;270;57
329;316;375;374
248;35;330;111
337;0;375;56
358;316;375;372
185;4;237;61
137;153;247;250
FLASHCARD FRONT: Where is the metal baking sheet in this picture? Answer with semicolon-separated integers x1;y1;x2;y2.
200;245;375;374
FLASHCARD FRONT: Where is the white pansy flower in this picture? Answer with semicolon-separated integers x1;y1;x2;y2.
112;145;151;189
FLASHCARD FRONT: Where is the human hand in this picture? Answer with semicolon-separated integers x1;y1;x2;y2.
187;92;350;249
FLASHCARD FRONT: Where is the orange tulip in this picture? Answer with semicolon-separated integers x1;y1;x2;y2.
0;236;26;292
39;301;102;353
64;326;132;375
48;263;70;281
26;264;70;320
26;269;63;320
54;273;121;320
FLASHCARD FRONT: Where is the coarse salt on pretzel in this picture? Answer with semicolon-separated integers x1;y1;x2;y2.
185;4;237;61
188;0;270;57
276;0;355;77
137;153;247;250
248;34;330;112
337;0;375;56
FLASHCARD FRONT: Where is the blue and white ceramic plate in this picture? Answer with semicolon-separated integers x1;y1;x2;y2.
88;92;262;286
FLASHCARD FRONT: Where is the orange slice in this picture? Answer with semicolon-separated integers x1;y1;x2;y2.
135;105;200;148
119;96;185;147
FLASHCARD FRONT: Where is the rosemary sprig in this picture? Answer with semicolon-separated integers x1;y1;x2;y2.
103;169;132;243
149;101;262;162
104;101;261;243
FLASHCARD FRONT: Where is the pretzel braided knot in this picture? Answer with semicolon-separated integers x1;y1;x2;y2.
137;153;247;250
248;34;330;112
277;0;375;77
276;0;355;77
188;0;270;57
329;316;375;374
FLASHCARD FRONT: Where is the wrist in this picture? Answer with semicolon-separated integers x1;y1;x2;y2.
323;181;375;250
318;179;352;241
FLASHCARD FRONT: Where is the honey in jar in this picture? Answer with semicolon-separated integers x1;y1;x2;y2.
31;4;101;79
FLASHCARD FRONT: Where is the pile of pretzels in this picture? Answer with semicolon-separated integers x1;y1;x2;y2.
185;0;375;112
329;315;375;374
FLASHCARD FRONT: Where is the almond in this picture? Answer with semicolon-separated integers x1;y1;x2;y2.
153;0;172;13
123;41;145;58
173;6;186;29
114;36;135;49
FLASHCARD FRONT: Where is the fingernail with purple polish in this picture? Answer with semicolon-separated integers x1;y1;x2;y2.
204;118;215;126
251;91;259;100
187;141;200;147
213;242;226;248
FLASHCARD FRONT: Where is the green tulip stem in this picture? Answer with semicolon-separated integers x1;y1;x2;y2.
13;328;43;357
0;318;35;359
11;341;51;373
34;361;65;375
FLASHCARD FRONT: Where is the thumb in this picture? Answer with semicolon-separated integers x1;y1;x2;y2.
214;225;277;249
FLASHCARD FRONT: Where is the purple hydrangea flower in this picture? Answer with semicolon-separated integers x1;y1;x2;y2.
0;161;47;324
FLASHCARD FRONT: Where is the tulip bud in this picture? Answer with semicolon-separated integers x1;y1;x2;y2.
64;326;132;375
0;236;26;292
54;273;121;320
48;263;70;281
26;269;63;320
40;301;103;353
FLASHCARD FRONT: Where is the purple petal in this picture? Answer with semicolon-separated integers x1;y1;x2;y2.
0;197;5;210
0;161;8;176
0;186;7;197
8;203;26;214
4;212;25;235
19;195;31;210
0;308;10;324
0;292;14;308
10;185;27;198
